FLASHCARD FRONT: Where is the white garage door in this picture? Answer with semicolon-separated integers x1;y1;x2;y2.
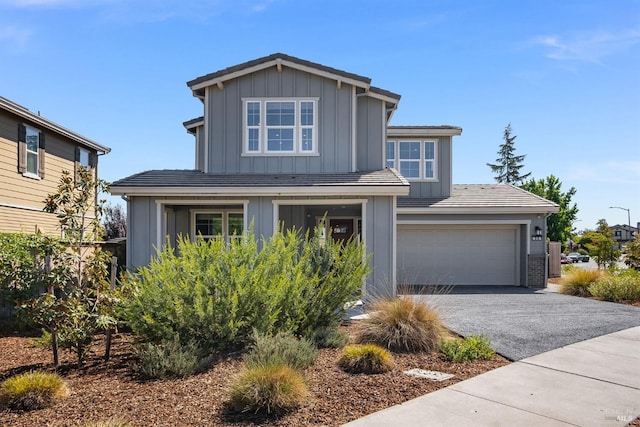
397;225;519;286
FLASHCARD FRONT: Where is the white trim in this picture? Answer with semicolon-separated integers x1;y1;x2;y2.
397;207;558;214
0;201;45;212
391;195;397;293
156;202;162;250
356;90;399;105
184;118;204;131
203;86;210;173
190;59;371;92
112;186;409;197
388;139;439;181
195;127;201;169
351;85;357;172
154;198;250;205
242;98;319;155
21;172;42;180
272;198;369;206
397;219;531;225
387;127;462;137
361;200;367;295
382;100;386;169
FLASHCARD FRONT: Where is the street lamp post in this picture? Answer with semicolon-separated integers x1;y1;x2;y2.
609;206;631;241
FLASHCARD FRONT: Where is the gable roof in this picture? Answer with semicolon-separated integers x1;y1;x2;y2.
0;96;111;153
110;168;410;197
397;184;559;214
186;53;401;107
188;52;371;91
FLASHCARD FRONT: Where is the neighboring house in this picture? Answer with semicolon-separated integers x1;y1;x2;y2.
0;97;111;235
111;53;558;294
610;224;638;244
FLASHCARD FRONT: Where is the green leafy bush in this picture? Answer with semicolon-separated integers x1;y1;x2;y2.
121;228;368;353
338;344;394;374
441;335;496;362
132;335;213;379
309;325;350;348
228;363;309;415
560;269;602;297
588;270;640;303
30;329;53;349
244;331;318;371
355;297;444;353
0;371;69;411
0;233;58;319
84;417;132;427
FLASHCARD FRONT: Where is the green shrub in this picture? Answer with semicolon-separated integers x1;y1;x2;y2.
228;363;309;415
0;371;69;411
560;269;602;297
588;270;640;303
244;331;318;371
338;344;394;374
0;233;58;323
309;325;350;348
132;335;212;379
355;297;444;353
121;228;368;353
441;335;496;362
84;417;132;427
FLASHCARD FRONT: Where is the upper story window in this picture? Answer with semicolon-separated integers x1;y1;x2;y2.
25;126;40;175
78;148;90;167
386;140;437;181
18;124;45;179
243;98;317;155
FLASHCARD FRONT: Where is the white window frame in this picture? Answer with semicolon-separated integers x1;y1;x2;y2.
191;209;244;243
25;125;39;176
386;139;438;181
242;98;318;156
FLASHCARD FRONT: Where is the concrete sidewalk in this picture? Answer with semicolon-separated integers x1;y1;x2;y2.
343;327;640;427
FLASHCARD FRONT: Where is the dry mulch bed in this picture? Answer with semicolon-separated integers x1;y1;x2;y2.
0;325;509;427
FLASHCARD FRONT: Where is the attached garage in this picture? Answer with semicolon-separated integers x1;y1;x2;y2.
396;224;520;286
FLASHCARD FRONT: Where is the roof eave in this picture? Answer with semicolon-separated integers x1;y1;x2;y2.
188;57;373;94
110;185;410;197
388;127;463;137
397;206;560;214
0;97;111;153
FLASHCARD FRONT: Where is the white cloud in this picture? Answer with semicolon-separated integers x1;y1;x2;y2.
533;28;640;63
0;25;31;49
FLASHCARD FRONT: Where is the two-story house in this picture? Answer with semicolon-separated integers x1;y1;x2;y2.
111;53;558;295
0;97;111;235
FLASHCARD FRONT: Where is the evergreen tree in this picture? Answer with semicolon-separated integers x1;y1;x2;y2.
487;123;531;184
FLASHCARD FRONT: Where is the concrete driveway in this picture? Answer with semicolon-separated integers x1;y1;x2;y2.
417;286;640;360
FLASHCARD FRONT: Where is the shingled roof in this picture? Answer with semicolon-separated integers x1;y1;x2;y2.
110;169;410;196
397;184;559;213
0;96;110;153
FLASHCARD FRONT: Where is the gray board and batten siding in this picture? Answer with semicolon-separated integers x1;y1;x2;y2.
205;67;372;175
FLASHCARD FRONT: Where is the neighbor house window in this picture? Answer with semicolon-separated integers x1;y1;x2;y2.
25;126;39;175
192;210;244;242
386;140;438;180
18;124;45;179
243;98;317;154
79;148;90;167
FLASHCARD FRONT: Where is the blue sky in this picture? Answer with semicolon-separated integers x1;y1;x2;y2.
1;0;638;231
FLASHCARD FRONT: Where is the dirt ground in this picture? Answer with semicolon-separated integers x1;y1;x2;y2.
0;325;509;426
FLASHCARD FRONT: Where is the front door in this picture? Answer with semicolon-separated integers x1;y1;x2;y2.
329;218;355;243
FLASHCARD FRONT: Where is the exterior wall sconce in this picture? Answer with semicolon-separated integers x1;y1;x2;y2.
532;226;543;241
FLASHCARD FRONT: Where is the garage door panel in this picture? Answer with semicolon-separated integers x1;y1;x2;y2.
397;226;518;286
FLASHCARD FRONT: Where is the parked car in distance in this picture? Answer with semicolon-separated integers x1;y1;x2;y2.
561;254;573;264
568;252;590;263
